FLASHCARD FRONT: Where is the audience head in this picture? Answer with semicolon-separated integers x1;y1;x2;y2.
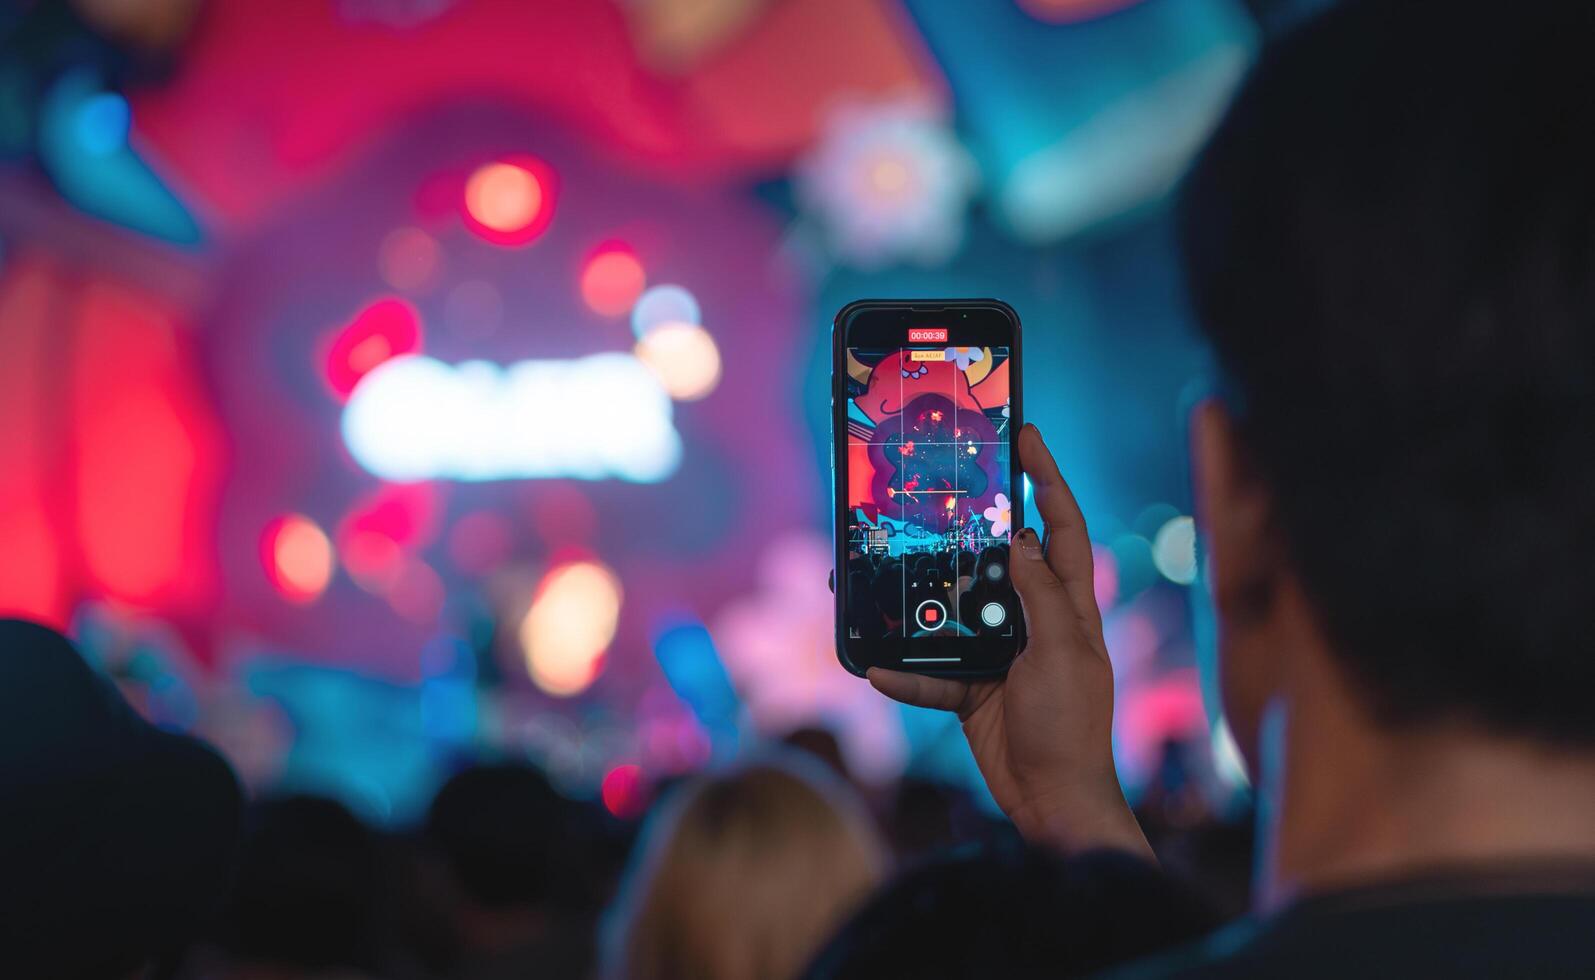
957;549;977;579
0;619;242;979
803;842;1217;979
427;762;574;911
215;795;389;975
780;725;852;782
884;776;982;863
603;753;885;980
1178;0;1595;759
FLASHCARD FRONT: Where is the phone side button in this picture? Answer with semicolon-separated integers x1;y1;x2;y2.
828;570;836;594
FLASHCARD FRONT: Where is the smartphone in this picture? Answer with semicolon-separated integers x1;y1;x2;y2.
832;299;1025;677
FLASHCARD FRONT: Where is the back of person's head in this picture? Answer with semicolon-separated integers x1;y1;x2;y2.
780;725;852;781
603;754;885;980
216;794;389;974
426;762;572;910
1178;0;1595;748
802;842;1218;980
0;619;242;978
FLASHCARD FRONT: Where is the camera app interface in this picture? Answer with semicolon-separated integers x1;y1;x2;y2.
843;328;1017;653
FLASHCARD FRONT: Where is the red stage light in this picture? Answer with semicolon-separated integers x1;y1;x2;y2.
601;763;645;819
74;283;222;611
461;157;558;247
324;297;421;399
580;245;646;317
261;514;334;603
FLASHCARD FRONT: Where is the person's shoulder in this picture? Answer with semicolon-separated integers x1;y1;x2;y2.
1092;919;1268;980
1098;883;1595;980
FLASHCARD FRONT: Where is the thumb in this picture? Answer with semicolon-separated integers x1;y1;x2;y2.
1008;527;1079;648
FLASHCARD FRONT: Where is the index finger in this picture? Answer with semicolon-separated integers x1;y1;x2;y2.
1017;423;1100;624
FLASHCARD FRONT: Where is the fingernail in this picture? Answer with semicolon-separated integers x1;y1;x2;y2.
1017;528;1044;560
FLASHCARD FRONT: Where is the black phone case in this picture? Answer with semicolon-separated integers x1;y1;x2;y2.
831;298;1025;679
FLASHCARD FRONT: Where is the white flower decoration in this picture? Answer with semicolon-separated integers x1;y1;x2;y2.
796;97;979;269
943;346;986;371
984;492;1012;538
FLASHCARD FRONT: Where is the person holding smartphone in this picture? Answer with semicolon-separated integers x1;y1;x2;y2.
869;1;1595;977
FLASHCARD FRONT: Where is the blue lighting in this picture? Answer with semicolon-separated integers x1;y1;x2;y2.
74;92;130;156
37;70;203;245
652;617;741;755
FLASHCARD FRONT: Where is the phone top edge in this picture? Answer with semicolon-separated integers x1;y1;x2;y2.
834;298;1019;321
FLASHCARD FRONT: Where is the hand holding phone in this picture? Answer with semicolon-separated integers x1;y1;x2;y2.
869;424;1153;861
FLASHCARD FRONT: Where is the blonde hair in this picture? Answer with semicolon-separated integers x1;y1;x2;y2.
604;756;885;980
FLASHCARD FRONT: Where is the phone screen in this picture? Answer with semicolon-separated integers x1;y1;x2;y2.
833;301;1023;676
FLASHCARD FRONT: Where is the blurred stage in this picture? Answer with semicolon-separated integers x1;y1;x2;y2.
0;0;1264;823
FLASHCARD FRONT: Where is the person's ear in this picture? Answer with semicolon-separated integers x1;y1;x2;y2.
1191;398;1283;761
1191;401;1276;615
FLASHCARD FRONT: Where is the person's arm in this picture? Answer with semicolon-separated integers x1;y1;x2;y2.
869;424;1154;862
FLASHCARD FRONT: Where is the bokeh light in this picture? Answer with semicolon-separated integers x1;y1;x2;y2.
323;297;422;399
261;514;334;603
1152;515;1198;585
600;763;646;818
377;226;442;292
1110;532;1158;598
580;245;647;316
630;283;700;339
634;322;722;401
462;158;556;246
520;560;623;697
466;163;540;231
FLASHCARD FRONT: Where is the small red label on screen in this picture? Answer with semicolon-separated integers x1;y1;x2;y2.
908;327;948;343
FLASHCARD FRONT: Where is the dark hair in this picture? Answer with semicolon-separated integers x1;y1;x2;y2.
801;842;1217;980
1178;0;1595;742
426;763;573;908
0;620;243;979
217;795;389;972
